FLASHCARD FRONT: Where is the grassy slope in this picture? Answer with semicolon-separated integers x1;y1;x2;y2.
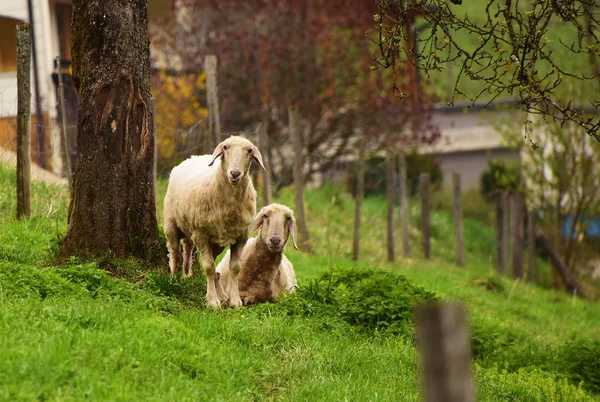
1;163;599;401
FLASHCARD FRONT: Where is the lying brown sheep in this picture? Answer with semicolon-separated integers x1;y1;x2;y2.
216;203;298;306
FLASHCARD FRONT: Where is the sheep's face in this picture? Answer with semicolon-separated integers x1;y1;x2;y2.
208;136;266;185
248;204;298;253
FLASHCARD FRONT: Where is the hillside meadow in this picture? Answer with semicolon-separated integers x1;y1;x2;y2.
1;162;599;401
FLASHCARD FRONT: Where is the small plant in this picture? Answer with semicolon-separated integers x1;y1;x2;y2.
471;275;505;293
143;271;207;308
479;158;522;202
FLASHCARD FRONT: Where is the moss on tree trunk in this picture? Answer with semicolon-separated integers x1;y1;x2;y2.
59;0;162;263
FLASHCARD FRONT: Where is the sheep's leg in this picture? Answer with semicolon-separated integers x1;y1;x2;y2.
227;240;245;308
199;242;221;309
214;275;229;306
182;238;194;278
210;244;228;305
165;228;181;277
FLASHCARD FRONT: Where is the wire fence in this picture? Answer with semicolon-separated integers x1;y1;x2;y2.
0;83;252;181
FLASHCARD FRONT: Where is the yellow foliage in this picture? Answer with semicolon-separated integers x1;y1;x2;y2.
152;71;209;161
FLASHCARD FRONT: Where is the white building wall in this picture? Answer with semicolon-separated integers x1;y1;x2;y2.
0;1;28;118
0;0;61;119
0;0;29;21
0;74;19;118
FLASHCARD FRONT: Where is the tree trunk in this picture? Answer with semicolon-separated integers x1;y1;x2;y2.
352;135;365;261
59;0;162;262
289;105;311;252
386;150;396;262
258;118;271;207
205;55;221;148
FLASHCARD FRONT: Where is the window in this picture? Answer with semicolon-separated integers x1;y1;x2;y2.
0;17;19;72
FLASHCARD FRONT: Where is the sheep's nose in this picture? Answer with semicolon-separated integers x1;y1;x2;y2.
270;237;281;247
230;170;241;179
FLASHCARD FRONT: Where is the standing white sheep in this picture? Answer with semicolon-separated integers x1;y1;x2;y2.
163;135;265;309
217;203;299;306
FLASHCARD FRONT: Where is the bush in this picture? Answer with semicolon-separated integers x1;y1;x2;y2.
471;322;600;396
556;338;600;395
273;267;439;335
480;158;522;202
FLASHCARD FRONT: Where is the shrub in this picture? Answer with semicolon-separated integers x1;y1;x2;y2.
274;267;439;335
556;338;600;395
480;158;522;202
471;322;600;397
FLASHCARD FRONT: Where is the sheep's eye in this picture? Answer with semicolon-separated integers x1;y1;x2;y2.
223;145;228;150
247;148;253;154
286;216;292;221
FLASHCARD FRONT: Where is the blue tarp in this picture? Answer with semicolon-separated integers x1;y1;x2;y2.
561;215;600;239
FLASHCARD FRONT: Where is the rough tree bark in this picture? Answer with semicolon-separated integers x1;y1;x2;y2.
258;118;271;207
58;0;162;262
205;55;221;149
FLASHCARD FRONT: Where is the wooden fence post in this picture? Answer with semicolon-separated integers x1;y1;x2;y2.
527;209;536;282
289;105;310;251
416;302;475;402
352;135;366;261
16;23;31;220
399;153;410;257
258;120;271;207
453;173;465;266
421;173;431;259
204;55;221;148
496;192;509;275
386;150;396;262
55;56;72;187
510;193;525;279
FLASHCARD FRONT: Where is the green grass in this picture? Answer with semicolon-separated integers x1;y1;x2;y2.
1;162;599;401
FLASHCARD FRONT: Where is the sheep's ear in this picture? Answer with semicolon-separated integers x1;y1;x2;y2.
289;218;299;250
208;142;225;166
251;145;266;171
248;213;265;234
